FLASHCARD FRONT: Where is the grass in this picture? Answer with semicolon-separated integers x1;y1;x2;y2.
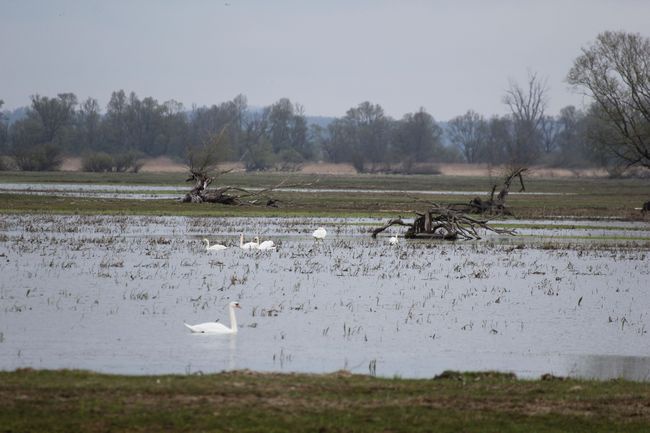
0;370;650;433
1;192;647;220
1;169;649;193
2;369;650;433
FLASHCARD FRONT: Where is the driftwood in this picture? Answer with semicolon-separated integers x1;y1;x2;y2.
372;204;516;241
181;169;317;206
181;169;242;204
462;167;528;216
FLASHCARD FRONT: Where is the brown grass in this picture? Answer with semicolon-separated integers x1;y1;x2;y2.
61;157;616;178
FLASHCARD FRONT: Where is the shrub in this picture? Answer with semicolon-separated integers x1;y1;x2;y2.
244;138;275;171
113;151;143;173
14;143;63;171
277;148;304;171
82;152;114;172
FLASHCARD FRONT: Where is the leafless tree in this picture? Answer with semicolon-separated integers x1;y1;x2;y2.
464;166;528;215
539;115;560;154
503;72;548;164
567;31;650;169
447;110;488;163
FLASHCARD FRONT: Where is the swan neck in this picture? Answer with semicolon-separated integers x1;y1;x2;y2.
229;305;238;333
240;233;244;248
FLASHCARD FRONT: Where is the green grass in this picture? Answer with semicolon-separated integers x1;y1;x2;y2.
1;369;649;433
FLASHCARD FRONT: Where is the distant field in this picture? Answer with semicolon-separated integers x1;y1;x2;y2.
0;170;648;219
1;370;649;433
59;157;611;178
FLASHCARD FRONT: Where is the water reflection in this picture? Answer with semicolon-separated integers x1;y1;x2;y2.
570;354;650;381
186;334;238;372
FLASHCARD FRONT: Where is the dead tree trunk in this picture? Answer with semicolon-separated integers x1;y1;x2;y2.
466;167;527;215
372;204;515;241
181;170;242;204
180;168;318;206
642;201;650;213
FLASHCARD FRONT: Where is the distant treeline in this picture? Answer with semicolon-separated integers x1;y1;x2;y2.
0;88;624;173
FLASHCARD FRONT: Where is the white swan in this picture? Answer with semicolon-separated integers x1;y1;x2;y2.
240;233;259;250
184;301;241;334
203;238;227;251
258;238;276;251
312;227;327;240
389;234;399;245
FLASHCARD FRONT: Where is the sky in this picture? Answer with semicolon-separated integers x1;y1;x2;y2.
1;0;650;121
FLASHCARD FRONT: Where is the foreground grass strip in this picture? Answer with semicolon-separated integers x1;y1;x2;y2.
1;370;650;433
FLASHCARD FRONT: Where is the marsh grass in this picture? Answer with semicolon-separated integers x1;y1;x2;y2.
1;369;650;433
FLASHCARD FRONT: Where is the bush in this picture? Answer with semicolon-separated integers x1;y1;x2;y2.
244;138;275;171
277;148;304;171
13;143;63;171
113;151;143;173
82;152;114;172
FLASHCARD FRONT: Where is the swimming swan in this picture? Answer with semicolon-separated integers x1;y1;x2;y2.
389;234;399;245
240;233;259;250
203;238;227;251
258;238;276;250
184;301;241;334
312;227;327;240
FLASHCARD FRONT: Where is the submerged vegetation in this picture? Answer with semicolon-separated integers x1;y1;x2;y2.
1;170;649;430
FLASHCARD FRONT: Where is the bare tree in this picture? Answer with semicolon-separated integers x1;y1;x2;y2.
567;31;650;169
539;115;560;154
503;72;548;164
464;166;528;215
447;110;488;163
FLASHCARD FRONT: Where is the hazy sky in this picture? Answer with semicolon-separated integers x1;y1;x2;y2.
2;0;649;120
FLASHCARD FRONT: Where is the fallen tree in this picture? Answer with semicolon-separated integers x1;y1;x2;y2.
371;203;516;241
180;130;316;206
181;169;315;206
454;167;528;216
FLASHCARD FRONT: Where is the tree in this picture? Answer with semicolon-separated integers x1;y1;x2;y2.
567;31;650;168
9;93;77;170
393;108;443;172
503;72;547;164
161;99;189;157
483;116;511;166
0;100;7;155
325;102;391;172
267;98;310;163
188;96;246;161
30;93;78;144
241;110;274;171
447;110;488;163
539;115;560;155
73;97;102;153
554;105;593;167
324;118;353;163
102;90;129;152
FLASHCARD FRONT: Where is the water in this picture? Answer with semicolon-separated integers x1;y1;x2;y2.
0;182;576;201
1;214;649;380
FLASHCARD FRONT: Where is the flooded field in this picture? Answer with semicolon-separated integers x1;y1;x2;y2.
1;214;649;380
0;182;576;201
